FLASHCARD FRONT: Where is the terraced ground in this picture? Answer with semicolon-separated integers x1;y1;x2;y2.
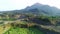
4;27;44;34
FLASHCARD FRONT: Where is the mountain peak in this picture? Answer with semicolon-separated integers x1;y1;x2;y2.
32;3;43;6
34;3;42;5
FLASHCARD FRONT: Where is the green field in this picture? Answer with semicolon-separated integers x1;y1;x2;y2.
4;27;44;34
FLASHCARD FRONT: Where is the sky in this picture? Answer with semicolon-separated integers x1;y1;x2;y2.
0;0;60;11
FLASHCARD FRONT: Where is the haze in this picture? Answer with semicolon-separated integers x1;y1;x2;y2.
0;0;60;11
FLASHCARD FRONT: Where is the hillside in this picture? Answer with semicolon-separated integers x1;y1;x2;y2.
0;3;60;34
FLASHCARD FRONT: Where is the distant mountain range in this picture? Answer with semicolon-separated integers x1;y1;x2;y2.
1;3;60;16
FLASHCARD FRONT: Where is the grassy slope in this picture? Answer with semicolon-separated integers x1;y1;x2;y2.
4;27;44;34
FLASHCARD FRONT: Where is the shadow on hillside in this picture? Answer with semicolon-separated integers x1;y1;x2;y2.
29;25;60;34
25;18;52;25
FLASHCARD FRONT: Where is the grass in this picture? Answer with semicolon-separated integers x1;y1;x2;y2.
0;18;16;21
29;28;44;34
4;27;44;34
0;24;11;34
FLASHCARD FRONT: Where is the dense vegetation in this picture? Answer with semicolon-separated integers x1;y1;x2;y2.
0;13;60;34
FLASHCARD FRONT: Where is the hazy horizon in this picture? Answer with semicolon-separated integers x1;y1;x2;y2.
0;0;60;11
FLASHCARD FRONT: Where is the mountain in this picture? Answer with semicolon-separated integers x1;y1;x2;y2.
1;3;60;16
24;3;50;16
24;3;60;16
